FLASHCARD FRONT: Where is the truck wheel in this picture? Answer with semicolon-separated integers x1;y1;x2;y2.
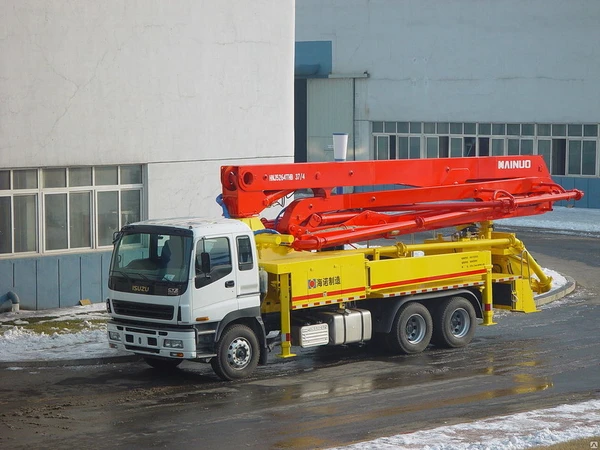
211;324;259;381
432;296;476;348
387;302;432;354
143;356;183;370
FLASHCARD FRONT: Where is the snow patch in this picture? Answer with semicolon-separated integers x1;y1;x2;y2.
332;399;600;450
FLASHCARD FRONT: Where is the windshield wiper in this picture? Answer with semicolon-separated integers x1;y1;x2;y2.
110;270;133;282
111;270;151;282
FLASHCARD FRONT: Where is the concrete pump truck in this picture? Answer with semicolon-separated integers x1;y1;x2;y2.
106;155;582;380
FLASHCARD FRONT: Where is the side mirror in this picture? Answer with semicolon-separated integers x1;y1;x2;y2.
195;253;213;289
200;252;211;274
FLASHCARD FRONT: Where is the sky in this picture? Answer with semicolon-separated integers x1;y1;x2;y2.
1;206;599;449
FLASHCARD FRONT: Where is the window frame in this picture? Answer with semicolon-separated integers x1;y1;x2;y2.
0;165;145;256
370;121;599;177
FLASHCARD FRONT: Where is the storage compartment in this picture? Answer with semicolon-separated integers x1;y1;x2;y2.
292;323;330;348
314;308;372;345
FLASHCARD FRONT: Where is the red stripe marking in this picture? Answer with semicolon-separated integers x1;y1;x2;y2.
293;286;365;302
371;269;487;290
484;304;492;311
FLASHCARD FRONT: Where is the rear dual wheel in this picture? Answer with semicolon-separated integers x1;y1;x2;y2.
386;296;477;354
387;302;433;354
432;296;476;348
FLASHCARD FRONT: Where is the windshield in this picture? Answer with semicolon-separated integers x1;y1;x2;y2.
110;232;193;284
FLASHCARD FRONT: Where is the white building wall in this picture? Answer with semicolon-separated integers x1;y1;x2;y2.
296;0;600;124
1;0;294;216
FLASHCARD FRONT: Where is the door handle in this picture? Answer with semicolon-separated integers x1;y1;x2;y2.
225;280;235;288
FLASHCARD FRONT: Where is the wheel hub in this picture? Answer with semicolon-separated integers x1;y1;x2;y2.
227;337;251;369
405;314;426;344
450;308;470;338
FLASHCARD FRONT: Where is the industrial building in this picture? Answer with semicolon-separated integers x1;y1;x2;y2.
294;0;600;204
2;0;599;310
0;1;294;310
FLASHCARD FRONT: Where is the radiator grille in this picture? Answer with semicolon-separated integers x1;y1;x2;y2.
112;300;174;321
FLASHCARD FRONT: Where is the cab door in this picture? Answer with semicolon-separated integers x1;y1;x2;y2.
234;234;260;310
191;235;237;321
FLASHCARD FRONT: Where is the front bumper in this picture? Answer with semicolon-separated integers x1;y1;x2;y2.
107;321;197;359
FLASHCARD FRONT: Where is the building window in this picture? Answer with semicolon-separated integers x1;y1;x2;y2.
371;121;599;177
0;165;144;256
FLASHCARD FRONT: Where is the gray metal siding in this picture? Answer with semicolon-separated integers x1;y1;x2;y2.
307;78;354;162
0;252;111;311
553;177;600;209
81;254;103;305
60;255;82;307
13;259;37;309
37;258;60;310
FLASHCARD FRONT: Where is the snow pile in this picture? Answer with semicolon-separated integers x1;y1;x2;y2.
536;268;567;288
0;303;123;362
0;326;112;362
333;399;600;450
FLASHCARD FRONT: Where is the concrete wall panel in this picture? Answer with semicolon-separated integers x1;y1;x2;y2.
36;257;60;310
586;179;600;209
0;260;14;310
1;0;294;168
59;255;83;307
80;254;102;306
12;259;37;309
0;253;115;311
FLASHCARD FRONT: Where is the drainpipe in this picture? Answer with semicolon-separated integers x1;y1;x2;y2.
6;291;20;312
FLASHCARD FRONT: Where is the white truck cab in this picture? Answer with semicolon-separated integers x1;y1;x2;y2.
106;218;267;379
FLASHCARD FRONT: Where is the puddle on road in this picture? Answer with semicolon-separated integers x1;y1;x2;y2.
266;373;553;449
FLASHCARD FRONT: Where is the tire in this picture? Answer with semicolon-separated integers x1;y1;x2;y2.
143;356;183;370
432;296;476;348
386;302;433;354
211;324;260;381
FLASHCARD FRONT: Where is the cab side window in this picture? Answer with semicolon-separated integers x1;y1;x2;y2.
237;235;254;271
195;237;232;288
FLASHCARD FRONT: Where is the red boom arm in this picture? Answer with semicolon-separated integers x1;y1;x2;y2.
220;156;583;250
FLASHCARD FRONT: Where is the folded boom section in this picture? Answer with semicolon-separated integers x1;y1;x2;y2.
220;156;583;250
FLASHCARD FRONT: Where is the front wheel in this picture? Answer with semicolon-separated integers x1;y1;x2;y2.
211;324;260;381
432;296;477;348
387;302;433;354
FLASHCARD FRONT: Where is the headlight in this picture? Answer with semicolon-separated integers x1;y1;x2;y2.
108;331;121;341
164;339;184;349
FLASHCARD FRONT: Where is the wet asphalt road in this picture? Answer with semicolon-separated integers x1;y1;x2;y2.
1;228;599;449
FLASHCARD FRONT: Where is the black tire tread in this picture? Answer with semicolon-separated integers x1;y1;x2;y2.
432;296;476;348
211;324;259;381
387;302;433;354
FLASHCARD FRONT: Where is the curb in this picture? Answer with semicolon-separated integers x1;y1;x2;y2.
534;276;576;307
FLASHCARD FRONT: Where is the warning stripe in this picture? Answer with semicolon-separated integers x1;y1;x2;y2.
293;286;365;302
292;295;367;310
376;280;485;298
494;275;522;282
370;268;487;290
